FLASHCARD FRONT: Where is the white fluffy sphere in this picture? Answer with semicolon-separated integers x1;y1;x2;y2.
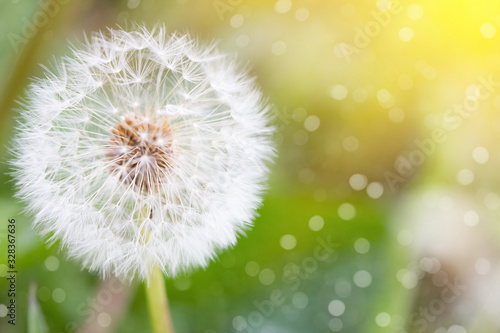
11;26;274;280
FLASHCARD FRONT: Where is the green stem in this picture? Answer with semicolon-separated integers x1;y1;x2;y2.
145;266;175;333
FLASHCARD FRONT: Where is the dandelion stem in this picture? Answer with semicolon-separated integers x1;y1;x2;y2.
145;266;175;333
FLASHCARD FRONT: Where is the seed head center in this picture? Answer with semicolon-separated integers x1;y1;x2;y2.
108;113;173;192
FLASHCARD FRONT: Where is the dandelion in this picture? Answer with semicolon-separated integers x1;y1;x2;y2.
11;26;274;332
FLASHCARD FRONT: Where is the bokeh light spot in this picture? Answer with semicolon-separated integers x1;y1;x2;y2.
466;84;481;100
293;130;308;145
480;23;496;39
349;174;368;191
354;238;370;254
304;115;320;132
230;14;244;28
375;312;391;327
399;27;414;42
308;215;325;231
338;203;356;220
259;268;276;285
456;169;474;185
127;0;140;9
245;261;260;277
97;312;112;328
423;66;436;80
330;85;348;101
295;8;309;21
343;136;359;152
419;257;441;274
407;3;424;20
44;256;60;271
275;0;292;14
280;234;297;250
475;258;491;275
397;268;418;289
484;192;500;210
52;288;66;303
329;318;343;332
464;210;479;226
377;89;392;103
366;182;384;199
292;292;308;308
353;270;372;288
335;280;352;297
376;0;391;11
448;325;467;333
472;146;489;164
328;300;346;316
232;316;247;330
272;41;287;56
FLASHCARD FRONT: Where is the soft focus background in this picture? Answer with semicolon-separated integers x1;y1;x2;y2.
2;0;500;332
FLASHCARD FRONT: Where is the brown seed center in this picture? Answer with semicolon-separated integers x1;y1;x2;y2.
108;113;173;193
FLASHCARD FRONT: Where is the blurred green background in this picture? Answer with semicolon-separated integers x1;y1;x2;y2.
2;0;500;332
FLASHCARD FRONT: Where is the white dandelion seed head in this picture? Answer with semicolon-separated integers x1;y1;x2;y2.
10;26;275;281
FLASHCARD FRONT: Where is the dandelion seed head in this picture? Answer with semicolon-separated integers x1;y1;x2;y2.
11;26;274;281
108;113;174;193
